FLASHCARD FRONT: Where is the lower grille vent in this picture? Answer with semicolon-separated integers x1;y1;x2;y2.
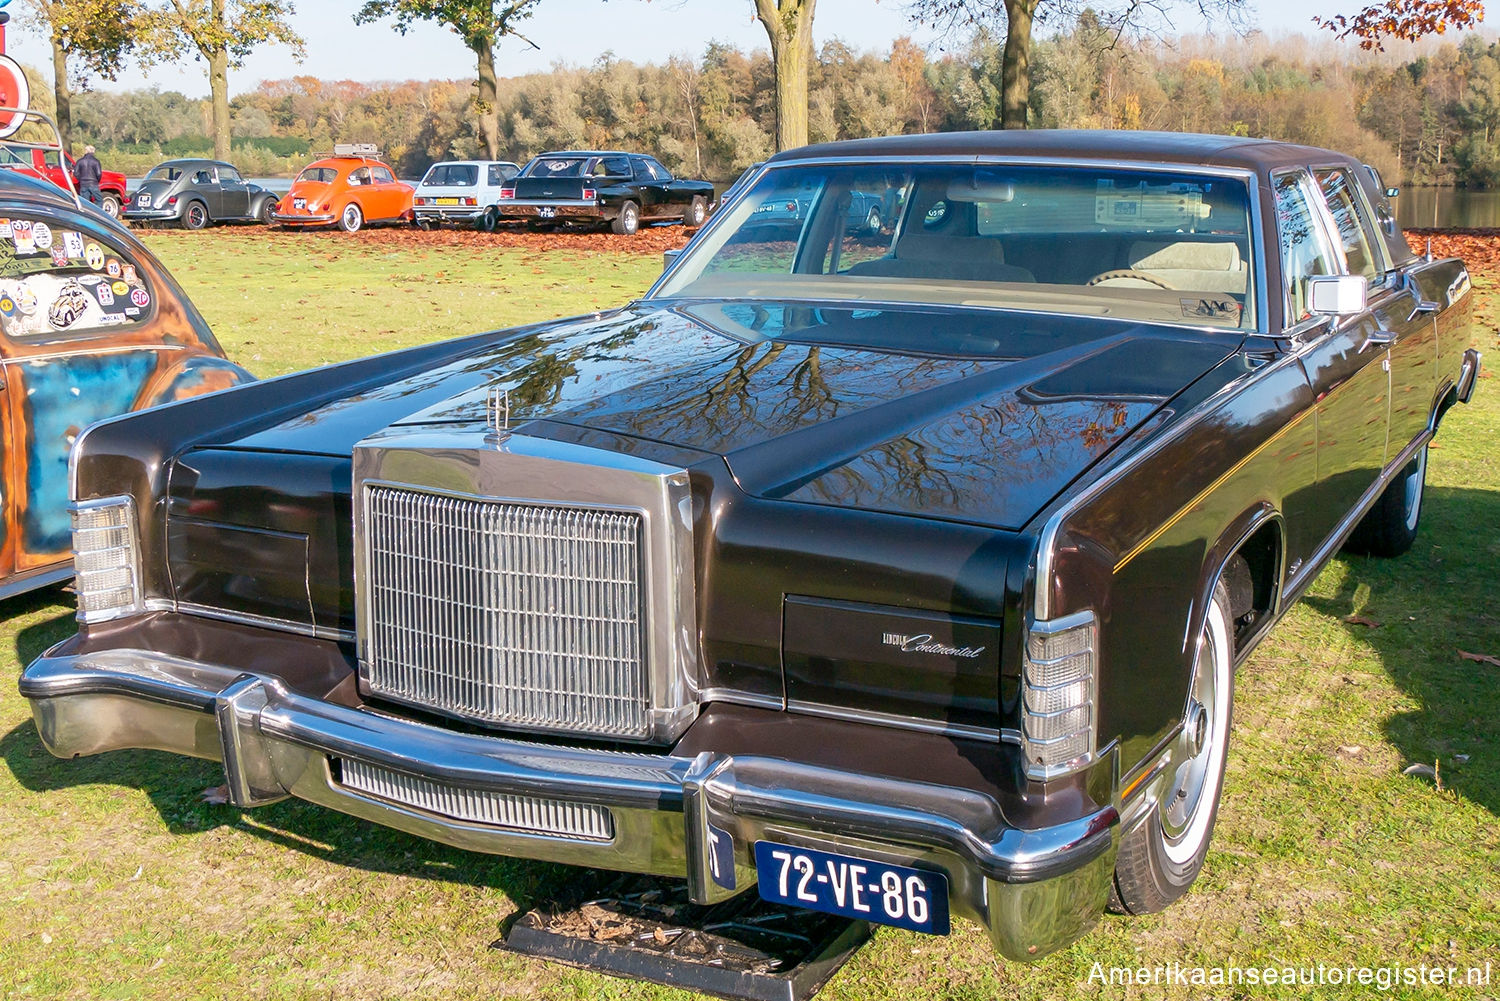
338;758;615;842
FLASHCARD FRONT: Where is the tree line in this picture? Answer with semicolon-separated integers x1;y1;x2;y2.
19;0;1481;167
18;24;1499;188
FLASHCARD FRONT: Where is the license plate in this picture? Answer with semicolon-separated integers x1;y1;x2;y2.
136;194;151;207
435;197;459;206
754;841;950;934
537;206;556;219
293;197;306;210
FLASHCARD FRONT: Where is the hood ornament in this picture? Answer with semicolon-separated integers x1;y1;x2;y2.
485;385;511;445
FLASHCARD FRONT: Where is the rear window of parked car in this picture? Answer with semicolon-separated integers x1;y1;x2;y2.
527;158;590;178
424;164;477;186
146;166;183;181
296;166;338;184
0;215;155;339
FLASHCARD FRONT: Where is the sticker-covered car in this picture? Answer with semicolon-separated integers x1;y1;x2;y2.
0;170;254;599
413;160;519;230
124;158;279;229
17;131;1479;965
272;144;413;233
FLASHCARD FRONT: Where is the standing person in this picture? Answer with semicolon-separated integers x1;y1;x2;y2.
74;145;103;207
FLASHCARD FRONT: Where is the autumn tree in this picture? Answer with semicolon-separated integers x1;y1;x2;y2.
753;0;817;150
1314;0;1483;50
353;0;542;160
141;1;305;160
17;0;140;149
906;0;1248;129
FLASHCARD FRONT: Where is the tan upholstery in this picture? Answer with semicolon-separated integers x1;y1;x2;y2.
1127;239;1247;293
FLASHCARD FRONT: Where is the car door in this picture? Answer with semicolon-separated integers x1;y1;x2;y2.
369;165;402;220
191;166;224;218
1274;169;1391;560
216;165;251;218
643;156;686;216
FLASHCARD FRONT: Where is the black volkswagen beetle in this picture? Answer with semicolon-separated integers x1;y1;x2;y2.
20;131;1480;965
124;158;279;229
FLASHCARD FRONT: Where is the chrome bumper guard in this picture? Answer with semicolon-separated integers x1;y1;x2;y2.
271;212;335;224
1457;348;1482;404
19;647;1118;960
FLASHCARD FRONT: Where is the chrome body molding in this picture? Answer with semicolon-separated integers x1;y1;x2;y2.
147;599;356;643
351;427;700;745
20;646;1120;961
784;697;1019;746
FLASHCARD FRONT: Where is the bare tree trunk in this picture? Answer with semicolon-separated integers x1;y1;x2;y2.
999;0;1036;129
50;31;72;150
209;0;230;159
754;0;818;151
475;34;499;160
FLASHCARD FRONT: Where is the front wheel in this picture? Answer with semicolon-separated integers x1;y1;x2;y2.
338;203;364;233
683;196;707;228
100;193;121;218
1344;445;1427;557
1110;580;1234;915
863;205;882;236
480;207;499;232
259;199;277;225
611;200;640;236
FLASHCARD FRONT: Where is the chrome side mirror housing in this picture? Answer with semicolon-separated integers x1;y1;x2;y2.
663;247;682;271
1306;274;1369;316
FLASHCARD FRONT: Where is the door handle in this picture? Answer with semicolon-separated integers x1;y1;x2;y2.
1361;329;1398;351
1402;271;1440;321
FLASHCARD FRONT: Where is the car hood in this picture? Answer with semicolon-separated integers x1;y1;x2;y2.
222;302;1239;530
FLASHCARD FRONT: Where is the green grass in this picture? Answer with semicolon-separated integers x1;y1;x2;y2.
1;232;1497;999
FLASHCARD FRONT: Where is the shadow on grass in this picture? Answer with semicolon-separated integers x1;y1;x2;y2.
1303;485;1500;816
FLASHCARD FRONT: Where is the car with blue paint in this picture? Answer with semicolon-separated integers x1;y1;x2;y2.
0;170;253;600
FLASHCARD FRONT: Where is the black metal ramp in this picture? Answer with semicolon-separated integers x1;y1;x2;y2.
495;874;871;1001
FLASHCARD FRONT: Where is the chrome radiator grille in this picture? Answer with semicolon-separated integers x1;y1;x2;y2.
362;485;650;739
339;759;615;841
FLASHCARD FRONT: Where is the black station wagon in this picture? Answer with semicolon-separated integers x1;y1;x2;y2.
20;131;1478;967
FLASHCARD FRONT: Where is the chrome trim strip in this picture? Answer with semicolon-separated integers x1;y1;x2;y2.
0;564;74;603
698;688;784;712
497;198;597;208
155;599;355;643
784;698;1017;745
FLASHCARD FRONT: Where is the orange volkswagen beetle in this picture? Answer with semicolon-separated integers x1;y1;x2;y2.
272;144;413;233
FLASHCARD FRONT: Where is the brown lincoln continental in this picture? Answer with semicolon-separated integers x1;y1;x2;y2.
20;131;1478;959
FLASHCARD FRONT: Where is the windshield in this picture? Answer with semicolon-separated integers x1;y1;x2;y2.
422;163;477;186
656;163;1257;330
146;165;183;181
296;166;338;184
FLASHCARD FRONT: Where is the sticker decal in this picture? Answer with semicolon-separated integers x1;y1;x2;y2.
85;243;104;270
105;258;122;279
47;281;91;329
62;231;84;259
129;287;150;308
14;286;37;314
0;295;15;317
49;246;67;267
12;220;35;255
94;283;115;307
1180;297;1243;322
111;280;128;295
32;223;52;251
0;219;13;239
122;265;138;284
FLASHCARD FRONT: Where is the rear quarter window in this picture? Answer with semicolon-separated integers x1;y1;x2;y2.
0;216;155;339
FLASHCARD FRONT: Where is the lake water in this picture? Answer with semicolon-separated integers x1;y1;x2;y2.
1396;187;1500;229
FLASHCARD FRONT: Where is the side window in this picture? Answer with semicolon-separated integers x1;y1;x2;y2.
219;166;243;183
348;167;371;186
1314;168;1380;282
601;156;632;178
487;164;506;185
1274;172;1338;323
645;158;672;180
0;215;155;338
193;169;212;185
371;166;395;184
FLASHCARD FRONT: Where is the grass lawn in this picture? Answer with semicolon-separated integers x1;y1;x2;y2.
0;227;1496;1000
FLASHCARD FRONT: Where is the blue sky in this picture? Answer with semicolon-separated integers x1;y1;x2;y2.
0;0;1477;96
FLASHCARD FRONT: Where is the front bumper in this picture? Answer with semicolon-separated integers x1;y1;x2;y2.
20;646;1118;960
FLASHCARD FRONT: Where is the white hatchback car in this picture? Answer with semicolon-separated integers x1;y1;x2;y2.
413;160;521;230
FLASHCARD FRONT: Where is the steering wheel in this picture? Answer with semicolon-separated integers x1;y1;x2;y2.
1085;269;1177;289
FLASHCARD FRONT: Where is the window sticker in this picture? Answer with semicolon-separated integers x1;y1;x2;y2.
12;220;35;255
62;231;83;259
32;223;53;251
0;220;154;337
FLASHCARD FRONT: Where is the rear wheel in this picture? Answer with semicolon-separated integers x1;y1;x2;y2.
1110;579;1233;915
863;205;883;236
683;196;707;228
480;207;500;232
339;203;364;233
1344;445;1427;557
182;201;210;230
100;193;121;218
611;200;640;236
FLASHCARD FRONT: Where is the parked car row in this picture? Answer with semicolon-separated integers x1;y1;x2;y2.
9;129;1480;975
86;144;716;235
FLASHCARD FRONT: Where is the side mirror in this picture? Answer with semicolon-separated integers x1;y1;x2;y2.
662;248;682;271
1385;187;1400;198
1306;274;1368;316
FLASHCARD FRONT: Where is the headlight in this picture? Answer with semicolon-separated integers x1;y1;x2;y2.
71;497;143;623
1021;610;1097;780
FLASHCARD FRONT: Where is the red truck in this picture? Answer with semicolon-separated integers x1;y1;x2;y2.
0;142;129;217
